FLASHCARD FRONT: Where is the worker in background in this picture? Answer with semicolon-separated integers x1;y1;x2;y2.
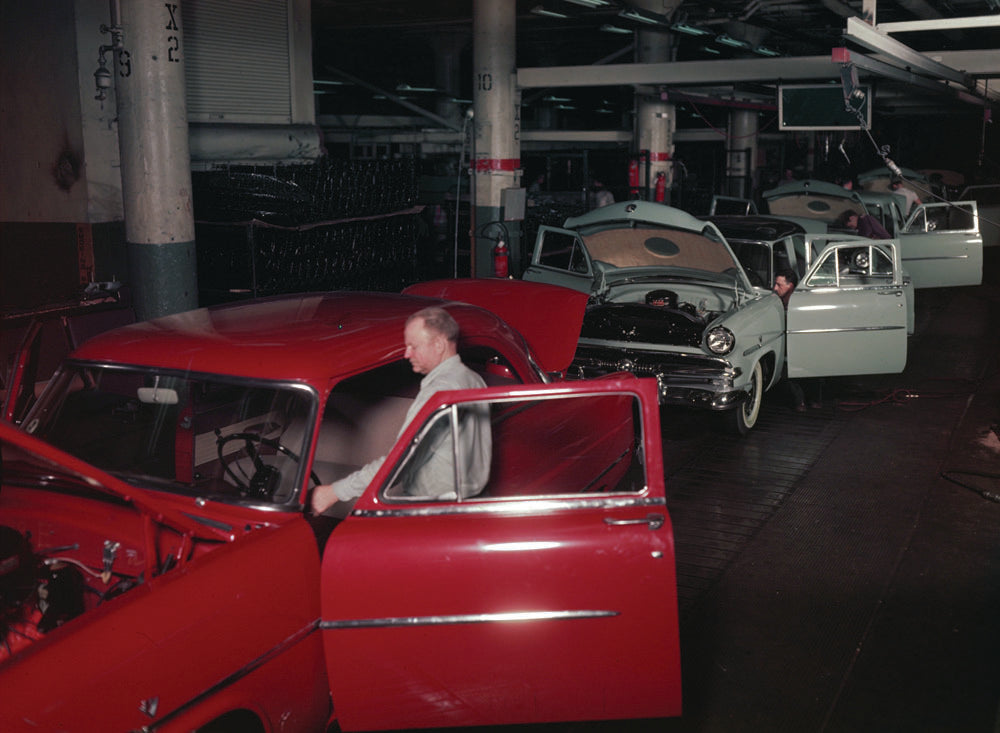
833;210;891;239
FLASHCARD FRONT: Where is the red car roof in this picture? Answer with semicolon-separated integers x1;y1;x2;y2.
70;291;532;386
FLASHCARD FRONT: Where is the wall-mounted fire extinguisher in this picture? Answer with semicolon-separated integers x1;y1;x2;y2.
654;171;666;203
628;159;640;198
493;238;509;278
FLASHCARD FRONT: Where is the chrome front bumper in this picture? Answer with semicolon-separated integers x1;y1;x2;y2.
571;346;746;410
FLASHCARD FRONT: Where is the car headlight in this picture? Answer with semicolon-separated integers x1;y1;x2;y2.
706;326;735;355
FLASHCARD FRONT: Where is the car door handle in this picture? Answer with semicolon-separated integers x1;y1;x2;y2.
604;513;664;530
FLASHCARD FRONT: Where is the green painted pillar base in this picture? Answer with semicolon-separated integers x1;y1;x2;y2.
127;240;199;321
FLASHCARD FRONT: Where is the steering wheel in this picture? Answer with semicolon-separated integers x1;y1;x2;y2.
216;430;320;500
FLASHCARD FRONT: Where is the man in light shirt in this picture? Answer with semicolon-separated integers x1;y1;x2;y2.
311;307;491;514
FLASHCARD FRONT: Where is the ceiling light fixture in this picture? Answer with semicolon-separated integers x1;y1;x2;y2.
619;8;664;25
396;83;438;93
314;79;348;86
543;94;572;102
564;0;611;7
670;22;712;36
753;46;781;56
716;34;750;48
701;46;721;55
531;5;570;19
599;24;633;34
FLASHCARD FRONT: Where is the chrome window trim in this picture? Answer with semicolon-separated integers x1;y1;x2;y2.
354;494;665;519
320;609;619;631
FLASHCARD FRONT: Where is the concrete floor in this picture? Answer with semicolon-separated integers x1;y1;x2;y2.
421;248;1000;733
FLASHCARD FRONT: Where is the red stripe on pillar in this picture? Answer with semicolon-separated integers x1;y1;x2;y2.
650;152;672;162
474;158;521;172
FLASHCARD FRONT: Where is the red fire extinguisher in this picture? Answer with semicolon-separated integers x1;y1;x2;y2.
654;171;666;203
493;238;509;278
628;159;640;198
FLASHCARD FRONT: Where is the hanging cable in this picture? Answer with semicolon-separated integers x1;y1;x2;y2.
453;109;473;278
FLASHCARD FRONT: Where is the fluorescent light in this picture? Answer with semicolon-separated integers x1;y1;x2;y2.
716;34;750;48
313;79;348;86
531;5;570;18
670;22;712;36
555;104;577;110
753;45;781;56
701;46;721;55
619;8;663;25
600;24;633;34
396;83;438;93
564;0;611;6
543;94;572;102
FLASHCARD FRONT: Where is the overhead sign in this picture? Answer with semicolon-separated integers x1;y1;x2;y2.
778;84;871;131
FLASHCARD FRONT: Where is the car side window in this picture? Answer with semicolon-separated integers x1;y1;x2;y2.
381;392;646;503
806;248;838;286
806;244;894;287
537;230;587;273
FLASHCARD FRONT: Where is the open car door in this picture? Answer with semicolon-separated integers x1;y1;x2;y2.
522;225;595;293
787;240;908;379
899;200;983;288
319;378;681;731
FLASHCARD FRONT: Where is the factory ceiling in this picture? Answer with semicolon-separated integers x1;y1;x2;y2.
309;1;1000;132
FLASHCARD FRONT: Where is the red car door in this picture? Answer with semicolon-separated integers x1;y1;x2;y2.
319;379;681;731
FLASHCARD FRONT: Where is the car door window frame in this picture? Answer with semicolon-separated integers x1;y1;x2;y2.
903;200;979;234
366;383;656;511
532;226;592;275
802;240;901;289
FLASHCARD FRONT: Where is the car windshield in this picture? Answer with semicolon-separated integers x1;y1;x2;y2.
21;363;317;508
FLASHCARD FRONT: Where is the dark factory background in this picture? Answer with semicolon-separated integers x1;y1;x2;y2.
2;0;999;333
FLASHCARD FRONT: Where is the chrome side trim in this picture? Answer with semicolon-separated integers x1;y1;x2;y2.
902;254;970;261
321;609;619;631
789;325;907;335
353;494;666;518
135;621;319;732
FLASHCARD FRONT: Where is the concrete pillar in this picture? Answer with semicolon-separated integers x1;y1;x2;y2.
114;0;198;319
635;23;676;201
727;109;759;198
472;0;520;278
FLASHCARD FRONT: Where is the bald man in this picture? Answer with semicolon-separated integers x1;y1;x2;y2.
311;306;491;513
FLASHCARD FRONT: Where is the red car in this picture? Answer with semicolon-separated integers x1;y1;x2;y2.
0;280;681;732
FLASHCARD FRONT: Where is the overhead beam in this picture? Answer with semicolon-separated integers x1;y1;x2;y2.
832;47;987;106
844;16;975;89
518;56;837;88
518;50;1000;91
878;15;1000;34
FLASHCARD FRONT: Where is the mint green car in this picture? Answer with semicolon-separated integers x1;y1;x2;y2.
760;178;982;288
523;201;909;434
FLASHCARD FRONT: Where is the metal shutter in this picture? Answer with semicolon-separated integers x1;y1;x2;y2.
184;0;291;121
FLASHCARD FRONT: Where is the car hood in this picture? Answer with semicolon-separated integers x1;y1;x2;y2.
1;421;223;541
403;279;589;373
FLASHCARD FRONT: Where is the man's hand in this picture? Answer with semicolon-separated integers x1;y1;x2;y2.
311;483;339;515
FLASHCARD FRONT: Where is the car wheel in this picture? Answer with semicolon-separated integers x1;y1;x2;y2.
728;360;763;436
